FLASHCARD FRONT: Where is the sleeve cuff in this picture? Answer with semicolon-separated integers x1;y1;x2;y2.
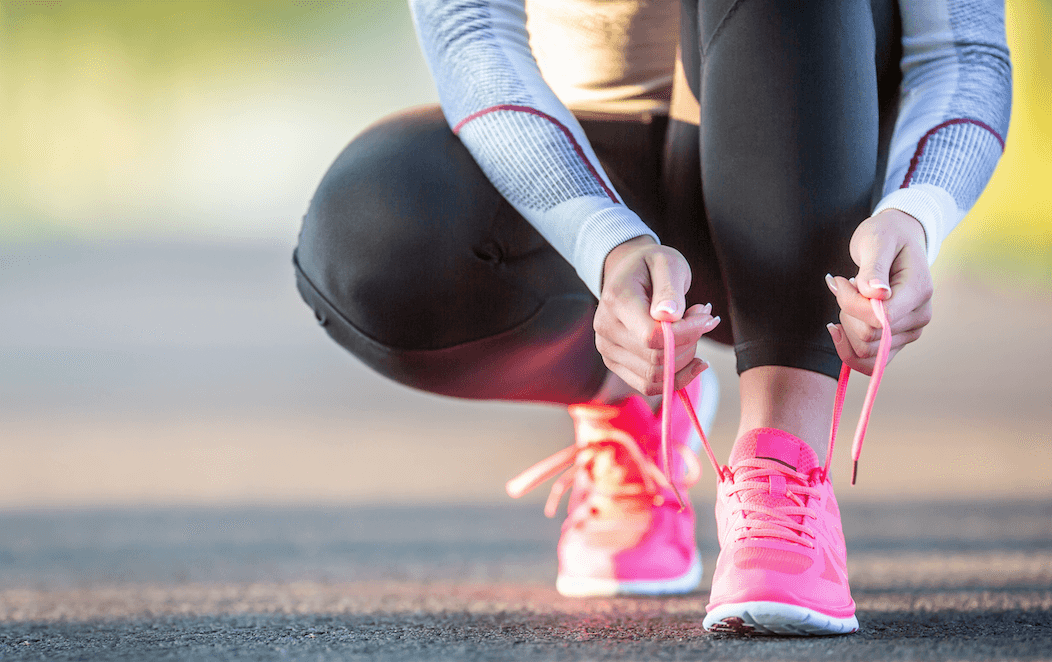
573;207;659;299
872;184;960;266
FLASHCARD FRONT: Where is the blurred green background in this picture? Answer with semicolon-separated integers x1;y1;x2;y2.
0;0;1050;508
1;0;1050;283
0;0;436;245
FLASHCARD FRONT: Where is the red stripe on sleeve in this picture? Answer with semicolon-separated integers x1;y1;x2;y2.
901;118;1006;188
453;104;620;204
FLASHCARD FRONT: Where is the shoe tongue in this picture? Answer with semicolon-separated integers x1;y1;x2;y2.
729;429;819;535
729;428;819;475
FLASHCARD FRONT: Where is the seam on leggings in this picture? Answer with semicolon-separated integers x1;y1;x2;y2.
702;0;750;57
293;251;592;355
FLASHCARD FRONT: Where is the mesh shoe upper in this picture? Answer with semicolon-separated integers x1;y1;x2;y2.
708;428;855;619
506;375;708;591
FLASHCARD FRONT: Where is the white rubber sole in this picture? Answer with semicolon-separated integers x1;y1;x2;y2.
556;553;703;598
703;601;859;636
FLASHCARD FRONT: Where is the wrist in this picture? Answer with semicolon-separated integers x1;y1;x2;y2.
873;208;926;251
601;235;657;293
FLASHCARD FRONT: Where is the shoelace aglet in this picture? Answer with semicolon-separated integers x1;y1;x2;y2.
851;460;858;486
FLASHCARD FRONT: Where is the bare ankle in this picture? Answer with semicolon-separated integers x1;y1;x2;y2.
737;365;836;455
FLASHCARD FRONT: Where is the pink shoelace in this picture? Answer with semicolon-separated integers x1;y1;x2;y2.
658;297;892;498
722;459;825;546
507;298;891;515
505;403;701;518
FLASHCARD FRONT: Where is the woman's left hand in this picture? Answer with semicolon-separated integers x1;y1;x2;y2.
825;209;934;375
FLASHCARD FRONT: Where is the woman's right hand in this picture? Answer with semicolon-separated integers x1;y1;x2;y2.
593;236;721;396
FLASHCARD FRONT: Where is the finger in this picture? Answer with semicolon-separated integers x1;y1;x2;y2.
616;290;666;351
669;305;720;348
841;327;925;362
828;321;873;373
827;322;852;365
827;323;902;376
602;306;717;365
831;250;932;324
601;356;657;396
647;250;691;322
841;313;875;362
596;334;700;388
850;221;899;301
840;298;931;343
607;312;715;389
828;275;880;328
602;355;708;397
884;242;934;322
674;358;708;391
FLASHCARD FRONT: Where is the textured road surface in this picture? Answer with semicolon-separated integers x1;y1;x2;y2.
2;243;1050;660
1;500;1050;661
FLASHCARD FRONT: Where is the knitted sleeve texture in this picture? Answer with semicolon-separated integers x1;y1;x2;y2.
410;0;1012;286
409;0;657;298
874;0;1012;264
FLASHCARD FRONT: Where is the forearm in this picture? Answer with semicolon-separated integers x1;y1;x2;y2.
874;0;1012;264
408;0;657;297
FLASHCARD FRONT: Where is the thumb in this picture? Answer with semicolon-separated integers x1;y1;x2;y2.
647;251;688;322
851;223;898;301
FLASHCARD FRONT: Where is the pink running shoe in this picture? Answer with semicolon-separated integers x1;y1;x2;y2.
506;369;718;597
701;299;894;635
703;428;858;635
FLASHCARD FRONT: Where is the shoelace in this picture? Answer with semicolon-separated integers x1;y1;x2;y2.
507;298;891;520
827;297;893;485
658;298;891;544
723;459;823;546
660;297;891;491
505;405;701;517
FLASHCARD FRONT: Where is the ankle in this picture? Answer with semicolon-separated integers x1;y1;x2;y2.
737;365;836;456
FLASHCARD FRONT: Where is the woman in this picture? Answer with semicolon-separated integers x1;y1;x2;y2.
294;0;1011;635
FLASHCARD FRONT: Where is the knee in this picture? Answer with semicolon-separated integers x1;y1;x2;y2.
294;106;509;350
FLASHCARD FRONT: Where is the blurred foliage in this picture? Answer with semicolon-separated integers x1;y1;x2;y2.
0;0;1049;285
0;0;435;241
953;0;1052;286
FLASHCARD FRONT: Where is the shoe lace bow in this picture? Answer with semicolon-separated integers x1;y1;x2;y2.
505;407;701;518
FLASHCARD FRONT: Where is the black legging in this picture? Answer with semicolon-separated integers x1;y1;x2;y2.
294;0;901;405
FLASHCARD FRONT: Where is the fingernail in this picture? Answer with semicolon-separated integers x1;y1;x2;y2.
849;277;857;286
655;300;678;316
869;279;892;294
692;361;706;376
826;322;842;343
706;315;721;329
824;273;838;294
702;302;712;314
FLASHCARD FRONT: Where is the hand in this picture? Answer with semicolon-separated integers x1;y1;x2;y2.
593;236;721;396
825;209;933;375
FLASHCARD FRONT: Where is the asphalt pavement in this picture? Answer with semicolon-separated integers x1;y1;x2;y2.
1;241;1050;660
0;500;1050;661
